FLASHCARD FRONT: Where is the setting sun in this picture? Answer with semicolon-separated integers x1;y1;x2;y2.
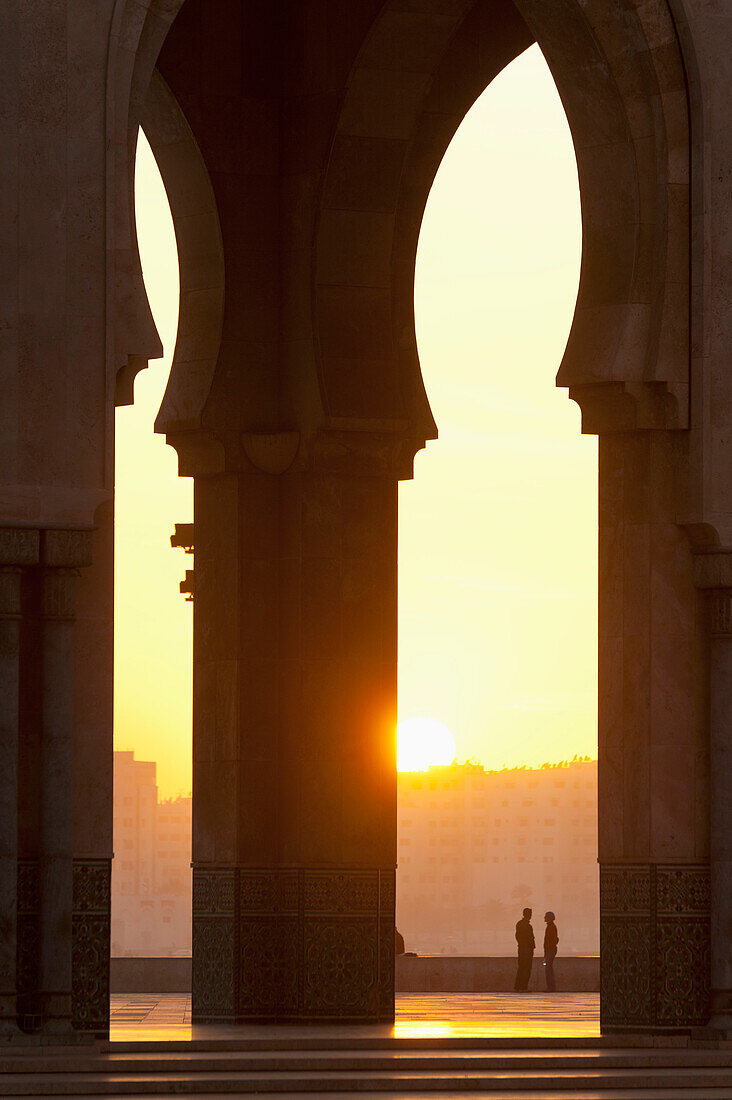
397;717;457;772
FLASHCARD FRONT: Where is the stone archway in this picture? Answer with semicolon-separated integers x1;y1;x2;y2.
136;0;710;1029
2;0;728;1038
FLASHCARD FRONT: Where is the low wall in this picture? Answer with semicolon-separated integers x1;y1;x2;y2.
111;955;599;994
111;957;191;993
395;955;600;993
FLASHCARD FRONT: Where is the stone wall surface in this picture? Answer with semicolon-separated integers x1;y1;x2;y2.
0;0;729;1035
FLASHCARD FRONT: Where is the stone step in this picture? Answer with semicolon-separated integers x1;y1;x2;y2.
2;1047;732;1075
106;1034;710;1052
3;1064;732;1095
83;1092;732;1100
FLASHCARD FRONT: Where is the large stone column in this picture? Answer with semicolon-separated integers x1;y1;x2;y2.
598;432;710;1032
693;553;732;1030
0;563;22;1034
37;563;77;1031
0;528;40;1034
35;530;93;1034
190;441;398;1023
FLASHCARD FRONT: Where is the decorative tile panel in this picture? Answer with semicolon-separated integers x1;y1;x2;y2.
71;859;110;1032
192;913;235;1020
192;866;395;1023
303;918;378;1013
15;858;110;1033
16;860;40;1019
601;862;710;1031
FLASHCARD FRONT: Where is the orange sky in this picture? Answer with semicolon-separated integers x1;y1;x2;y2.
115;45;595;797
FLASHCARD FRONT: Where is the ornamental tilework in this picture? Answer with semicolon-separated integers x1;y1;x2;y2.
192;914;235;1020
238;917;299;1016
15;859;111;1032
71;860;110;1032
303;918;378;1013
16;861;39;1019
192;867;395;1022
601;863;710;1031
656;918;711;1026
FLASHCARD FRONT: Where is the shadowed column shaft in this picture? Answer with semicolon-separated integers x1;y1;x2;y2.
598;433;710;1032
709;588;732;1022
38;567;76;1032
191;469;398;1021
0;567;21;1031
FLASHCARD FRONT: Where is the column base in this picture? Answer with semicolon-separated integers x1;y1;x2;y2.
600;863;711;1032
0;995;21;1039
192;867;395;1023
36;993;73;1035
16;859;110;1035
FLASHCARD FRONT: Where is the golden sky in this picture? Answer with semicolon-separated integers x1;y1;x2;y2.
115;44;596;797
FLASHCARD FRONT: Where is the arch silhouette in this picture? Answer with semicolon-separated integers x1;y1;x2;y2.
100;0;713;1031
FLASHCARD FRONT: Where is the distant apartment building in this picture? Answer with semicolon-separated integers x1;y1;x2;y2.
112;750;596;958
397;758;598;956
111;751;192;957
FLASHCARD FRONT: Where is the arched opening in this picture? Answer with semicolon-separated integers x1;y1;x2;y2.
101;0;701;1035
111;131;192;962
395;42;599;1004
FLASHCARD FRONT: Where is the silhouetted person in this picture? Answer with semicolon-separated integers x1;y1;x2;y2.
543;911;558;991
514;907;535;991
395;928;405;956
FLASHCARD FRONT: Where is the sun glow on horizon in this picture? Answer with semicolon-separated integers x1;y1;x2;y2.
397;717;457;772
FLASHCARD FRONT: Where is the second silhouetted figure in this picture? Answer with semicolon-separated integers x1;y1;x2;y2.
514;907;535;991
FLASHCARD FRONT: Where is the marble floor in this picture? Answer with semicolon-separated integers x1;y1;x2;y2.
109;992;601;1042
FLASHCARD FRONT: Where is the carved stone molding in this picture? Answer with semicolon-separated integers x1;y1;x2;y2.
39;529;93;569
691;551;732;637
600;863;710;1031
568;381;688;436
692;550;732;589
242;432;300;474
312;427;425;480
0;528;39;567
708;590;732;637
15;859;110;1033
192;866;396;1023
39;569;78;623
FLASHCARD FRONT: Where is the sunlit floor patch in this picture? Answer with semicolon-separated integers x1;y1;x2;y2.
109;992;599;1042
394;993;599;1039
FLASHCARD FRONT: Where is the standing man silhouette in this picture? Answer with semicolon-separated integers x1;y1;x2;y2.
514;907;535;991
543;911;559;991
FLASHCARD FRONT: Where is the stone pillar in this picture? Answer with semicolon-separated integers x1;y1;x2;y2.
0;528;41;1034
597;432;710;1032
0;566;22;1034
37;566;76;1032
190;448;398;1023
36;530;92;1034
693;553;732;1030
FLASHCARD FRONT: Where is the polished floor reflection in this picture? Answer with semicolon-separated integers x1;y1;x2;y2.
109;992;600;1042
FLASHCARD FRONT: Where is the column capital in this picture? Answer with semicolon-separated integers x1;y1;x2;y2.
39;529;93;569
692;549;732;591
0;527;39;566
0;567;22;621
167;424;426;481
691;550;732;637
40;569;78;623
568;381;688;436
